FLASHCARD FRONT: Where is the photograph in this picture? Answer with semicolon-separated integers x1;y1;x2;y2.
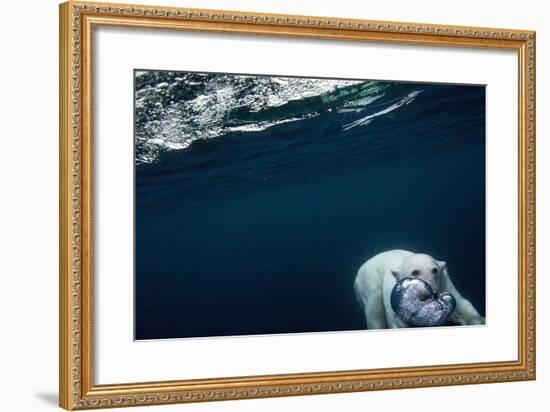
55;1;536;409
134;70;486;340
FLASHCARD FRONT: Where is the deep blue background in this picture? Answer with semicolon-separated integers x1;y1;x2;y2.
135;78;486;340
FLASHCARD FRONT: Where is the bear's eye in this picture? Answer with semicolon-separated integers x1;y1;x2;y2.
411;270;420;276
432;268;438;275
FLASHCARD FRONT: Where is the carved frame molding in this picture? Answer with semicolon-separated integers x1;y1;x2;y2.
59;1;535;409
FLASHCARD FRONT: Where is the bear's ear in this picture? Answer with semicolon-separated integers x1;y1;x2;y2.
391;268;401;281
438;261;447;270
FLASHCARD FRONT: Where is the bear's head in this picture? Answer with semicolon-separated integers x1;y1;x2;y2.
391;253;446;293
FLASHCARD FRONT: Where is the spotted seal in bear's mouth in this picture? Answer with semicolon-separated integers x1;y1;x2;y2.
390;277;456;327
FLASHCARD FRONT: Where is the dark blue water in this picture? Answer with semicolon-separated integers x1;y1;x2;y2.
135;72;485;340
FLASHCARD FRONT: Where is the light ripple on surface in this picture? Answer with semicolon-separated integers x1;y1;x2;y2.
135;72;397;165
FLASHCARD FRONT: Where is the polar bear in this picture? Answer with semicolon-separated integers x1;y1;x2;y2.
354;250;484;329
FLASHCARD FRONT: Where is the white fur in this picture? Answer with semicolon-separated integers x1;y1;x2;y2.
354;250;485;329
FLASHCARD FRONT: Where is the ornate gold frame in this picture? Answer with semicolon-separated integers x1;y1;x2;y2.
59;1;536;409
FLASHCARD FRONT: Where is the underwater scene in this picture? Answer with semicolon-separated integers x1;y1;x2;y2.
135;70;486;340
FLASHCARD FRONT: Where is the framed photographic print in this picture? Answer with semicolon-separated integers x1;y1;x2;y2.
59;1;536;409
